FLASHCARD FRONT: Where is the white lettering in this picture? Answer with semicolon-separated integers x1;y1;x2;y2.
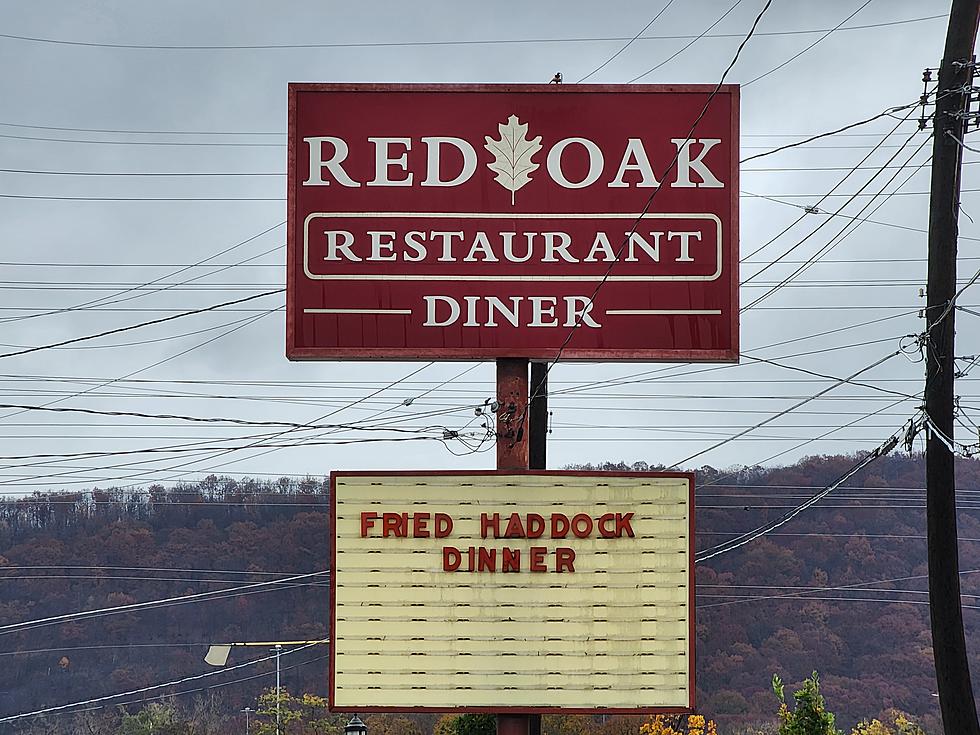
423;296;460;327
670;230;701;262
303;137;360;187
486;297;522;327
584;232;617;262
503;232;534;263
368;137;413;186
463;232;499;262
528;297;559;327
608;138;660;188
421;295;602;328
547;138;604;189
431;231;464;262
564;296;601;328
625;231;662;262
368;231;397;261
324;230;360;261
670;138;724;188
462;296;481;327
421;137;478;187
541;232;577;263
404;231;427;262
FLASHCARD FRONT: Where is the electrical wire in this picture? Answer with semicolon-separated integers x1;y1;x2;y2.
0;571;329;637
742;125;927;285
666;350;903;469
740;100;927;164
0;642;320;724
695;428;905;562
0;14;943;51
742;0;873;86
0;290;284;360
626;0;746;83
576;0;679;82
522;0;775;435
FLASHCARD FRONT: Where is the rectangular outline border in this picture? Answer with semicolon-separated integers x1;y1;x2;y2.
328;469;696;715
287;83;739;362
302;212;723;282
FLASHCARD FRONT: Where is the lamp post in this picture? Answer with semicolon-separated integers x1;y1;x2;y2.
274;644;282;735
241;706;252;735
346;714;368;735
204;639;329;735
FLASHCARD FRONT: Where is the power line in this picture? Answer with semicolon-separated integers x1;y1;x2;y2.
740;100;927;163
0;289;283;360
626;0;746;83
0;642;320;724
742;0;873;86
0;14;944;50
666;350;904;469
0;571;329;637
576;0;679;82
695;428;906;562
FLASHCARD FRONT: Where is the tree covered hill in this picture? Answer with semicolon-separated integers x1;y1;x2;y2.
0;453;977;733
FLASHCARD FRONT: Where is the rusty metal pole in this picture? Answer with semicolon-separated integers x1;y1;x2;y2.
496;358;530;735
527;361;548;735
496;358;530;471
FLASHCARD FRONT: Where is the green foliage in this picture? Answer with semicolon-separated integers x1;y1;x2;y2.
849;710;928;735
431;714;496;735
773;672;841;735
118;702;187;735
253;687;343;734
453;715;496;735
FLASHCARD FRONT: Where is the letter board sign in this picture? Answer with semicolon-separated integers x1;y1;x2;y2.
330;471;695;713
288;83;738;361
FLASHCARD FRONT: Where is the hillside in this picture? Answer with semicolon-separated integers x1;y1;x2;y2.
0;454;977;733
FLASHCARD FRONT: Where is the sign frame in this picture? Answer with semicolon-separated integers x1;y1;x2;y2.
287;83;739;363
328;469;697;714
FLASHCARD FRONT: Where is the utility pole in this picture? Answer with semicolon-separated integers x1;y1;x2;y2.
926;1;980;733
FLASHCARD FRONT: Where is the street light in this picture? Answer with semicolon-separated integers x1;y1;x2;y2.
241;706;253;735
345;714;368;735
204;639;329;735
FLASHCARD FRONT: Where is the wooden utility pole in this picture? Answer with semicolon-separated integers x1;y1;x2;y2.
926;2;980;732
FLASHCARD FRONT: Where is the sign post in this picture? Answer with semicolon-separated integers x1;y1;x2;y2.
496;358;531;735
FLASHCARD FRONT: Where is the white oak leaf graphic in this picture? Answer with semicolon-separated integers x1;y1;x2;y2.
484;115;543;205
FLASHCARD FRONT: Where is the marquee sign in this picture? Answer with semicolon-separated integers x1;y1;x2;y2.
287;83;738;361
330;471;695;713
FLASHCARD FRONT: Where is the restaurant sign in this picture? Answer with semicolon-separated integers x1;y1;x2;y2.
330;471;695;713
288;84;738;361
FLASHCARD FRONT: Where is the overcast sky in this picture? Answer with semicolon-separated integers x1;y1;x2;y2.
0;0;969;492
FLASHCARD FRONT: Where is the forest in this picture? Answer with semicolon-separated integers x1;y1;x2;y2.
0;452;977;734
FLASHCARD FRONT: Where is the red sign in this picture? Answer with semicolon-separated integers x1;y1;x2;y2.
287;84;738;361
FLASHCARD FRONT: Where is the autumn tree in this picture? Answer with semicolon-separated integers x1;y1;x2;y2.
438;714;494;735
849;710;928;735
639;714;718;735
772;673;841;735
253;688;343;734
117;702;189;735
